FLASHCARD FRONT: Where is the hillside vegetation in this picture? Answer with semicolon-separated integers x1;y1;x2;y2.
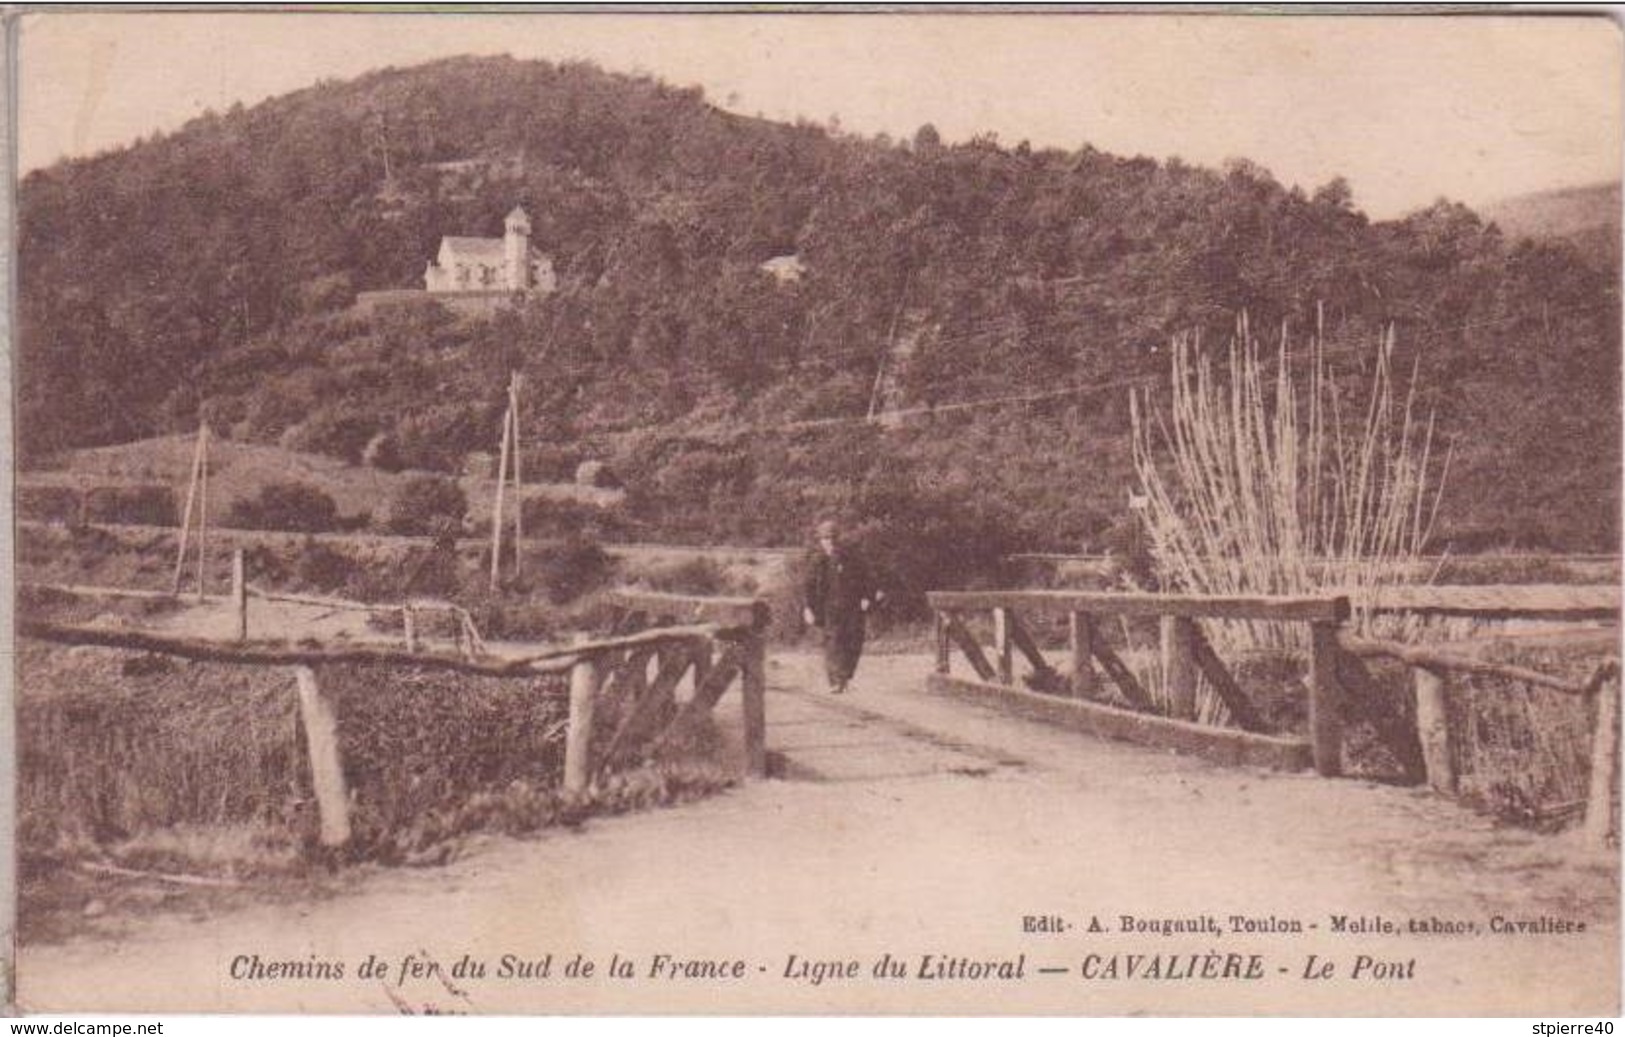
1480;182;1620;244
1480;181;1621;275
19;55;1621;558
23;435;623;531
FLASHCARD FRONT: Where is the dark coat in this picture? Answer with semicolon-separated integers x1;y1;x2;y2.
804;546;879;628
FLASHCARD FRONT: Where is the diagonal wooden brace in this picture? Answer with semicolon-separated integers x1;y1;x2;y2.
1090;637;1154;710
600;639;702;771
1186;623;1269;733
942;611;997;682
1006;611;1060;684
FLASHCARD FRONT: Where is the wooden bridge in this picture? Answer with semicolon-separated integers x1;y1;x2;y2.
14;577;1623;1016
20;573;1620;848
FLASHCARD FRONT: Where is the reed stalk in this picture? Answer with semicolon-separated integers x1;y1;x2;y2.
1130;316;1449;654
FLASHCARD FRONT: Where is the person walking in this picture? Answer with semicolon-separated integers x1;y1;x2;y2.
802;519;883;694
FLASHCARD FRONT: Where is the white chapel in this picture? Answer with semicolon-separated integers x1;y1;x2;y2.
424;206;557;295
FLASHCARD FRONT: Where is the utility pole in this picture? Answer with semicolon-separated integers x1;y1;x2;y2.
197;423;209;599
867;303;903;422
364;107;394;184
488;372;525;591
508;372;524;582
171;423;210;597
868;275;912;424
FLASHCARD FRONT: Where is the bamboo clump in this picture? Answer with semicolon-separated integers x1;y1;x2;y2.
1130;315;1450;654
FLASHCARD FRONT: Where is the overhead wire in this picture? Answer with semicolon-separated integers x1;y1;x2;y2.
574;296;1617;447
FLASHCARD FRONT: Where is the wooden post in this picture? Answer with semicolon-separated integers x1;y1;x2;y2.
740;628;768;778
1069;612;1100;699
196;425;209;599
690;641;714;702
564;656;601;794
402;605;418;653
607;645;653;701
171;425;206;594
1308;621;1344;778
993;607;1014;685
1584;673;1619;848
934;612;951;675
509;375;523;583
231;549;247;642
461;611;485;657
942;613;997;683
489;400;512;592
1336;646;1426;784
293;666;351;847
1161;615;1198;720
1413;666;1456;795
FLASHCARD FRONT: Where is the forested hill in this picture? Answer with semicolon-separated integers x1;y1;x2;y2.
19;55;1621;554
1481;182;1620;244
1480;181;1621;273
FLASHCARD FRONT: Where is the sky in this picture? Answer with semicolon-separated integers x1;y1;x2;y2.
16;10;1623;219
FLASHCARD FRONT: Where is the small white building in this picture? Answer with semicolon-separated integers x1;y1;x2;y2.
758;253;806;284
424;206;557;295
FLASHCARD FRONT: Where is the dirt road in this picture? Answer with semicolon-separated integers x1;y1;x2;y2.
17;652;1619;1016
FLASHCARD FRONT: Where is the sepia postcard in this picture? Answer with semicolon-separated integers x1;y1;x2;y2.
5;7;1622;1021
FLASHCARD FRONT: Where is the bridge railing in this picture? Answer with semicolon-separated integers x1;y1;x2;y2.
927;590;1351;774
928;586;1621;844
605;589;771;780
19;587;771;851
1340;586;1619;847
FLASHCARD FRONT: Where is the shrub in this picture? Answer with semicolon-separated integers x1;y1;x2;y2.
280;410;377;464
231;544;287;588
292;272;355;315
320;663;570;860
335;510;373;533
227;481;340;533
519;497;628;541
641;557;731;596
575;460;621;488
525;443;584;483
17;485;80;525
17;644;310;863
652;450;748;502
388;476;468;537
1099;513;1156;589
295;537;358;593
398;541;462;599
84;484;177;526
537;535;614;604
841;481;1025;619
1431;554;1583;586
363;432;402;472
462;593;560;643
390;404;490;474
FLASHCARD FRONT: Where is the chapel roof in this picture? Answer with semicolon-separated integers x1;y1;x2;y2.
439;236;506;262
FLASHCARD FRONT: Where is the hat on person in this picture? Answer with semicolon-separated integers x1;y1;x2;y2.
816;519;839;539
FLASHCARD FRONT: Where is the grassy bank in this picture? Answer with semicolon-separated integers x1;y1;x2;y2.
17;635;738;943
